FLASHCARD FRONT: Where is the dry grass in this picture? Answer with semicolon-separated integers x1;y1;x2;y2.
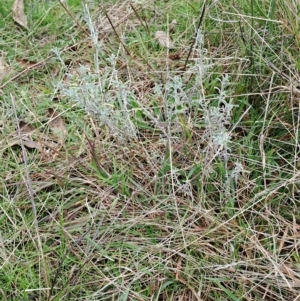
1;0;300;300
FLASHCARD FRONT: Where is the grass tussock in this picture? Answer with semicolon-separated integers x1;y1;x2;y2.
1;0;300;300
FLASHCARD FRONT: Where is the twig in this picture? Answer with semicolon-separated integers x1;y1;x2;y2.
10;94;50;298
49;224;94;301
129;2;150;34
100;7;154;72
0;42;82;89
57;0;90;36
183;1;206;71
104;9;131;56
238;19;247;46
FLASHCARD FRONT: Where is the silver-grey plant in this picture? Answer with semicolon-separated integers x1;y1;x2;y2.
57;59;137;142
